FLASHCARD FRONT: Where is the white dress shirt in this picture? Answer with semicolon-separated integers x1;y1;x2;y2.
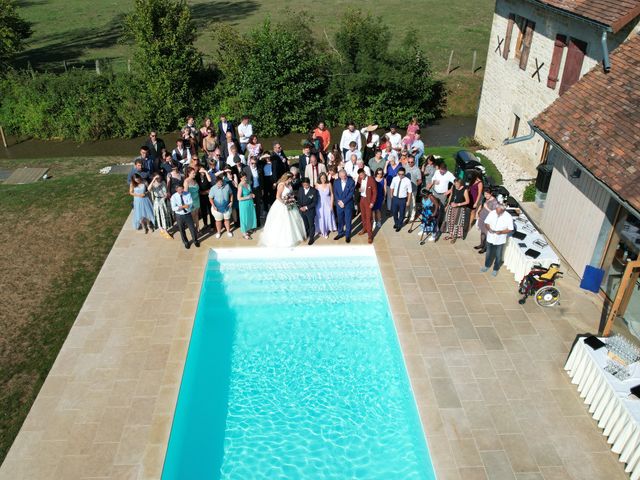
360;128;380;148
350;165;371;181
386;132;402;150
359;177;369;197
390;176;412;199
172;147;191;164
339;129;362;152
170;191;193;214
237;122;253;144
226;153;246;167
304;163;327;187
430;170;455;195
484;210;514;245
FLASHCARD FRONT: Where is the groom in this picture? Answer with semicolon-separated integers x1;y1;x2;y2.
296;177;318;245
333;169;355;243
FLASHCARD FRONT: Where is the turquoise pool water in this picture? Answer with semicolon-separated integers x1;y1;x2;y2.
162;247;435;479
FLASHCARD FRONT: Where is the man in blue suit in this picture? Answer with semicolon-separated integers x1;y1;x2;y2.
333;168;355;243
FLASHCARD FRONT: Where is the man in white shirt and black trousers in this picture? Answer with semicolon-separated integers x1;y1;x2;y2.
170;185;200;249
389;167;412;232
481;203;514;277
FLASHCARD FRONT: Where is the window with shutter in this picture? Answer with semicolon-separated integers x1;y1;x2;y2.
514;17;527;59
547;34;567;89
503;14;516;60
559;38;588;95
518;21;535;70
511;115;521;139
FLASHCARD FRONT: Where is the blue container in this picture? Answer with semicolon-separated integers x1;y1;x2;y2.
581;265;606;293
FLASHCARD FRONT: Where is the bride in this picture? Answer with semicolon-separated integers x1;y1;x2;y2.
259;172;307;247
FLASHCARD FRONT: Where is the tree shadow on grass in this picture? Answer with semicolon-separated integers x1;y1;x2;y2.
15;0;49;7
191;0;259;29
14;13;127;69
15;1;260;70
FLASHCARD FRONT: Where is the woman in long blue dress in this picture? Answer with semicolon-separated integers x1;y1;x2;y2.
237;172;257;239
372;168;386;229
130;173;155;233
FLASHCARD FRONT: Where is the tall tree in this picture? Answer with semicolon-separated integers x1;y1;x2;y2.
0;0;32;69
124;0;202;131
328;9;446;127
213;16;329;136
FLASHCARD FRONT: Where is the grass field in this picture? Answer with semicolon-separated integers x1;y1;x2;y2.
0;158;131;463
14;0;494;116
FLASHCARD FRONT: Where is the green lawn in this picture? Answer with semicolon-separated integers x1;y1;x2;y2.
14;0;494;116
429;146;503;185
0;158;131;463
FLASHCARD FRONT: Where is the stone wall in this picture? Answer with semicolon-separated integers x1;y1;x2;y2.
475;0;638;171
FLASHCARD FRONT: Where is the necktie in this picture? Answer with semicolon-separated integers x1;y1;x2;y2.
313;165;317;185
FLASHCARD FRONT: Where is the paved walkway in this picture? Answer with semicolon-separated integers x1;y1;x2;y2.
0;215;626;479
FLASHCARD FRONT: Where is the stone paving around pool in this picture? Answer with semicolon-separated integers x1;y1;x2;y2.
0;214;626;479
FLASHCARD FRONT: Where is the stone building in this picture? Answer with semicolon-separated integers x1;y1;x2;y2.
475;0;640;172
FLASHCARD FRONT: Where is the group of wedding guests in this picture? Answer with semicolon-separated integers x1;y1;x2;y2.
127;115;511;272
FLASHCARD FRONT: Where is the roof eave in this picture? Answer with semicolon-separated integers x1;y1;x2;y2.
523;0;614;32
530;121;640;219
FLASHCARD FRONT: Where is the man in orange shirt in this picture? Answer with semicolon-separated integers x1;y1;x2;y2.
312;121;331;162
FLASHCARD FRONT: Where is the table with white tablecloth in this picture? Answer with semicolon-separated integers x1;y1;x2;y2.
503;211;560;282
565;337;640;479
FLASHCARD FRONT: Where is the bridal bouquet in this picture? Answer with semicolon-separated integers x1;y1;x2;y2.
282;193;298;210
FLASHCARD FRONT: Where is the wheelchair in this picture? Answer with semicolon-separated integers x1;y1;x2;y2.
408;192;439;245
518;263;563;307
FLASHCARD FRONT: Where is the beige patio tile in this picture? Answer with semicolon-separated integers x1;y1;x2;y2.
499;433;539;473
450;437;483;467
1;216;629;480
481;450;516;480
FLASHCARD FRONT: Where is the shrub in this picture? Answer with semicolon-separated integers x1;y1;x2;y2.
0;70;146;140
458;136;483;149
211;16;329;137
0;7;447;141
325;9;446;128
523;182;537;202
124;0;203;132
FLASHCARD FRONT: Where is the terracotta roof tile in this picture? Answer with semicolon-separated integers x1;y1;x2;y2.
532;34;640;213
531;0;640;32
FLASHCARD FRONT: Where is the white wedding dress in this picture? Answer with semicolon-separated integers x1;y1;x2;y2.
259;185;307;247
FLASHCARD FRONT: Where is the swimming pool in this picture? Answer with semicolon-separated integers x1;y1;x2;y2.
162;246;435;479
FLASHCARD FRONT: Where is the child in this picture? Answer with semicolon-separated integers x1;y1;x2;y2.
418;189;439;241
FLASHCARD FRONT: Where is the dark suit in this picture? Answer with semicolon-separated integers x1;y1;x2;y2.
297;186;318;240
270;150;288;180
333;177;355;238
144;137;166;171
209;157;226;175
220;138;241;160
196;170;213;228
298;153;311;176
242;164;264;225
217;121;236;141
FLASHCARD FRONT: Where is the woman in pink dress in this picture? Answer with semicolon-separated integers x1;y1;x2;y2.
402;117;420;147
314;172;337;238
